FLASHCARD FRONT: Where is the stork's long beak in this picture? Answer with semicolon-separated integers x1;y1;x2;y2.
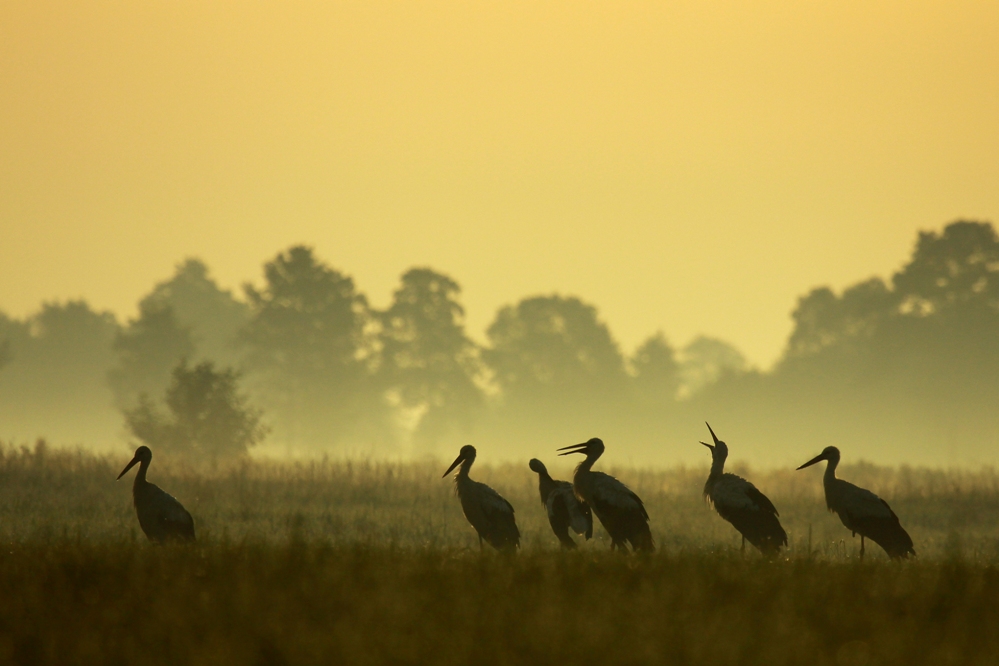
557;442;589;456
796;452;826;470
705;422;720;445
442;452;465;478
117;455;139;480
700;441;714;451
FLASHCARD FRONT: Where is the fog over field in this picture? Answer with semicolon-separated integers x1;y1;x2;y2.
2;220;999;468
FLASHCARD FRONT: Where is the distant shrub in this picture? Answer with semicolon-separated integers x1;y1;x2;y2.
124;360;267;463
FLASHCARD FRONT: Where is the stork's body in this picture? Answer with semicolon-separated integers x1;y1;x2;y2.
558;438;654;552
443;446;520;552
117;446;195;544
529;459;592;549
701;423;786;556
798;446;914;560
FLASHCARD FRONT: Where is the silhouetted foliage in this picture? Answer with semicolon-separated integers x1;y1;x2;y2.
108;303;195;409
3;219;997;465
478;295;630;448
893;221;999;314
125;360;266;462
379;268;483;453
0;301;119;445
485;295;627;404
140;258;249;365
630;332;681;405
239;246;393;451
677;335;747;398
109;260;248;412
694;219;999;465
0;313;16;373
785;278;896;358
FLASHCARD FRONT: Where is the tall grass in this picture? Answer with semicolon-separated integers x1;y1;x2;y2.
1;544;998;665
4;442;999;664
3;442;999;558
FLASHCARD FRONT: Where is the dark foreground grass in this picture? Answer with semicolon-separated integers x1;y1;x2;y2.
1;542;997;666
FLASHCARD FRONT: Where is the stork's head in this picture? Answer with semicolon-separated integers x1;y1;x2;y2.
700;422;728;461
117;445;152;480
796;446;841;470
442;445;477;478
528;458;547;475
556;437;605;458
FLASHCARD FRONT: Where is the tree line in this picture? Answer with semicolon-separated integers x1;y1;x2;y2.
1;220;997;465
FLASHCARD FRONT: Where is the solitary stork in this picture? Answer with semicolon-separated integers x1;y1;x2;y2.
701;423;786;556
528;458;593;549
117;446;195;544
797;446;915;560
557;438;654;552
442;445;520;552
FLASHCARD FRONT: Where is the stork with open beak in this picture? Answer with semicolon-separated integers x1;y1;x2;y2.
117;446;196;544
557;438;654;552
529;458;593;549
443;445;520;552
797;446;915;560
701;423;786;556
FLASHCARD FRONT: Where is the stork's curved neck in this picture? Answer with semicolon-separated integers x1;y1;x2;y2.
536;469;557;502
823;456;839;485
576;449;602;475
134;458;150;487
708;454;726;480
457;456;475;479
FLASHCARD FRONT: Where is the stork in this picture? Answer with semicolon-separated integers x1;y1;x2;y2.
442;445;520;552
797;446;915;560
557;438;654;552
701;423;786;556
528;458;593;549
117;446;196;544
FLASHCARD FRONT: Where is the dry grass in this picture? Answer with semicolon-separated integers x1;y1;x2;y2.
2;442;999;664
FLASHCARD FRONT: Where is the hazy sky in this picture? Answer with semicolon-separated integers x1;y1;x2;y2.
2;1;996;367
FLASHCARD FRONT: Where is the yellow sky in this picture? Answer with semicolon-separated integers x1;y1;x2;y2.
1;1;997;366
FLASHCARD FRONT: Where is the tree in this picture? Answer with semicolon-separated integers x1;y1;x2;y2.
0;301;120;445
630;332;680;404
484;295;627;405
239;246;391;451
893;220;999;315
379;268;483;451
0;311;19;373
678;336;747;398
125;360;267;463
784;278;896;358
139;258;249;366
108;303;195;409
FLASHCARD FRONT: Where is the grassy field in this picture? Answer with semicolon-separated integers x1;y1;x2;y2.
2;442;999;664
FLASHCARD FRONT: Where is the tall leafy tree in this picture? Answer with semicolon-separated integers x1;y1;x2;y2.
784;278;896;358
108;303;195;409
139;258;249;365
484;295;627;405
239;246;391;451
0;301;120;445
630;332;681;405
893;220;999;314
379;268;483;452
109;258;247;410
677;336;747;398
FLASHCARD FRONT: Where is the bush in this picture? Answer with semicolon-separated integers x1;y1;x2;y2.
124;360;267;463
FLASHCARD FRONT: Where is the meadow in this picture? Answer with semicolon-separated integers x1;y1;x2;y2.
2;441;999;664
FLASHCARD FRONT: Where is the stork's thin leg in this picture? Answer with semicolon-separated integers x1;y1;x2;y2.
741;536;746;554
860;535;865;560
478;535;484;552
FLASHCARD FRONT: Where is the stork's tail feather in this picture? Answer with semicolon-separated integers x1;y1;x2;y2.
854;513;915;560
629;528;655;553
